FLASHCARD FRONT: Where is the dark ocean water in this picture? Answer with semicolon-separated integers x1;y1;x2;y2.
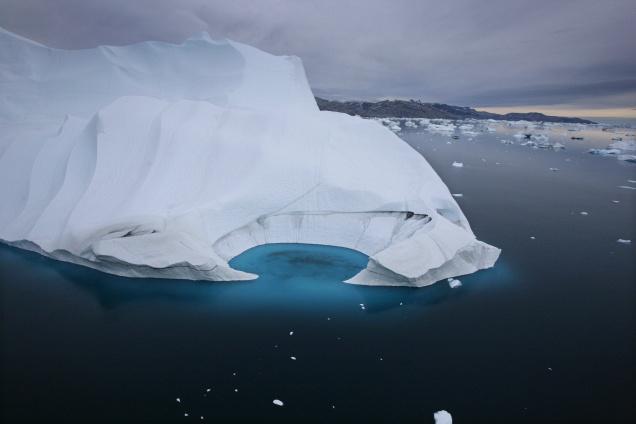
1;123;635;423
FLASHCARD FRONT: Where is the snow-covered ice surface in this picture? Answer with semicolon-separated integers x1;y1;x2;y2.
0;28;500;287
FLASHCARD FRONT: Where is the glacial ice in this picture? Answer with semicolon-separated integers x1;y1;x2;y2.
0;28;500;287
434;410;453;424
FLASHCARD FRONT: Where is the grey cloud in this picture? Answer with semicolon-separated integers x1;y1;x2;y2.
0;0;634;107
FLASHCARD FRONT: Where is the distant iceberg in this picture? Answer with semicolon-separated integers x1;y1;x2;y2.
0;28;500;286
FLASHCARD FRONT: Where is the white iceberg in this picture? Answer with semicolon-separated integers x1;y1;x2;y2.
434;410;453;424
0;28;499;287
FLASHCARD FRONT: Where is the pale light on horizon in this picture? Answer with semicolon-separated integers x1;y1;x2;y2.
478;105;636;119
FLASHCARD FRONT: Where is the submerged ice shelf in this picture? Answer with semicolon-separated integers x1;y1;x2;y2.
0;28;500;287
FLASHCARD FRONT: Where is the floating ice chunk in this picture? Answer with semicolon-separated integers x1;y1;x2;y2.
617;239;632;244
588;148;621;156
530;236;536;240
447;278;462;288
531;134;549;142
290;356;296;360
404;120;417;128
289;331;294;336
273;399;284;406
452;193;463;198
609;140;636;151
552;142;565;150
462;130;480;136
452;161;464;168
580;211;589;216
501;140;514;145
176;398;181;403
618;154;636;162
612;200;620;204
629;180;636;184
618;185;636;190
434;410;453;424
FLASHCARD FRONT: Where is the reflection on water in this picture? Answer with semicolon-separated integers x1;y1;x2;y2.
0;242;508;314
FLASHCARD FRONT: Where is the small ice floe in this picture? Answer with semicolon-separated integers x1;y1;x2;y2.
206;388;211;393
552;142;565;150
588;148;621;156
399;301;403;306
617;239;632;244
234;389;238;392
433;410;453;424
580;211;589;216
289;331;294;336
176;398;181;403
273;399;284;406
530;236;536;240
548;367;553;371
290;356;297;360
359;303;366;310
184;413;189;417
549;167;559;172
609;140;636;151
629;180;636;184
618;154;636;162
501;139;514;145
532;134;549;142
447;278;462;288
618;185;636;190
452;161;464;168
452;193;463;198
404;120;417;128
612;200;620;204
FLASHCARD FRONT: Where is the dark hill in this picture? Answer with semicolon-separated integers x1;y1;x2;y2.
315;98;595;124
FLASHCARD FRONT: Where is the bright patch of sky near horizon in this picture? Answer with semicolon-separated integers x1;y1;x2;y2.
0;0;634;112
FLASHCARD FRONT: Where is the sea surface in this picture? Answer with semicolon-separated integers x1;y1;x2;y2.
1;121;635;423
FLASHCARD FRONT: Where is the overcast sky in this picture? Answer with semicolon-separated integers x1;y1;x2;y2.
1;0;635;110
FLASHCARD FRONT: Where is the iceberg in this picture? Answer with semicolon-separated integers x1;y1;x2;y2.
0;28;499;287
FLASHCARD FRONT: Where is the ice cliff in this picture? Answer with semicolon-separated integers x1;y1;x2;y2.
0;28;500;286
